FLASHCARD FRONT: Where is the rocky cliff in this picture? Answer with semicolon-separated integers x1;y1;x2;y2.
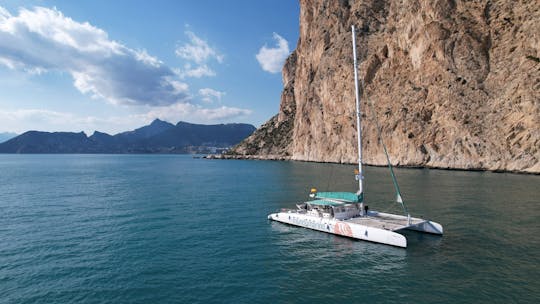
230;0;539;173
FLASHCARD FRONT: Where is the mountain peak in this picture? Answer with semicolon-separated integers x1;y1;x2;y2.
175;121;191;126
91;130;112;137
151;118;172;126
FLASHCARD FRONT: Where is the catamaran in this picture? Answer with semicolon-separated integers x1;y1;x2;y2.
267;25;443;248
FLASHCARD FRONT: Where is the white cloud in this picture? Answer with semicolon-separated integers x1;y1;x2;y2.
143;103;251;123
0;103;252;135
175;31;224;64
0;108;97;134
0;108;73;125
199;88;225;103
0;6;189;106
0;7;251;134
174;64;216;79
256;33;290;74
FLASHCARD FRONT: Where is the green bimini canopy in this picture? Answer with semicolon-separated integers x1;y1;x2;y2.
308;200;346;207
314;192;363;203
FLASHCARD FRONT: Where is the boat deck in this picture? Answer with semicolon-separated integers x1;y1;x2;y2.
345;213;425;231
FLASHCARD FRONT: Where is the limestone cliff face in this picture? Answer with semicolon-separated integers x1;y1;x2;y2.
231;0;539;173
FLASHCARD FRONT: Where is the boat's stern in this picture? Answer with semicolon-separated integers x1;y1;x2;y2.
406;220;444;235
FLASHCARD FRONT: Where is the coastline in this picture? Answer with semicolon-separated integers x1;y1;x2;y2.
204;154;540;175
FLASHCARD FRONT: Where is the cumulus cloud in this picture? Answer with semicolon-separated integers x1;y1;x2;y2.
0;7;252;133
175;31;223;64
174;64;216;79
0;108;102;134
0;109;73;126
256;33;290;74
0;104;252;135
174;31;223;79
142;103;252;123
0;6;189;106
199;88;225;103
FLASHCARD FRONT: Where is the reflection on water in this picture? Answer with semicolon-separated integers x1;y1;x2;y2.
270;221;406;257
269;220;407;273
400;229;443;248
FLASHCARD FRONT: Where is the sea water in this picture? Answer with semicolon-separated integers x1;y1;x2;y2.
0;155;538;303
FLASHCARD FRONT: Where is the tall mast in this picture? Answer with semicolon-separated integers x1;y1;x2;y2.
351;25;363;197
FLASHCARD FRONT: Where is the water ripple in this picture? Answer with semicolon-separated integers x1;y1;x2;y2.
0;155;538;303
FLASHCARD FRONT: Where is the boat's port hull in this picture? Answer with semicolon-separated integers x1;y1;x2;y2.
268;211;407;248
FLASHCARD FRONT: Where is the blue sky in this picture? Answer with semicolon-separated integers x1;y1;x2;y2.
0;0;299;134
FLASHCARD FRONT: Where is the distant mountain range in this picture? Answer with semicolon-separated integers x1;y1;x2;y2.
0;120;256;154
0;132;17;143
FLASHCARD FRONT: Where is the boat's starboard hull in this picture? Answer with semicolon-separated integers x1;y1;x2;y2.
268;211;407;248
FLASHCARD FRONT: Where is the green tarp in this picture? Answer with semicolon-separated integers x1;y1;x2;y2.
308;200;346;206
314;191;363;203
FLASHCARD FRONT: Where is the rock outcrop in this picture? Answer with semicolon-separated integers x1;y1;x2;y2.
229;0;539;173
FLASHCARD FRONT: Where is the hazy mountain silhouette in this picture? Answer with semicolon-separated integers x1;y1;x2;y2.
0;119;255;153
0;132;18;143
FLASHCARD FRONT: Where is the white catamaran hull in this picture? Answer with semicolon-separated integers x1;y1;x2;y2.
268;211;408;248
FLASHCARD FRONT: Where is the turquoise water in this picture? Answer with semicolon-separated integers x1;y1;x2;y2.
0;155;539;303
